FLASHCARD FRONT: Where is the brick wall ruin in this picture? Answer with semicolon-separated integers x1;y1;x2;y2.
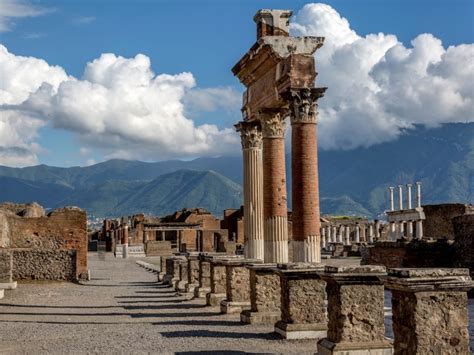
0;203;88;280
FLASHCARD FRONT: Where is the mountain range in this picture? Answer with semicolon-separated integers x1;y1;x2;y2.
0;123;472;218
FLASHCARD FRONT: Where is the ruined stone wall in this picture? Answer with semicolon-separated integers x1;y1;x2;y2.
181;230;197;250
366;241;455;268
145;241;172;256
423;204;473;240
452;214;474;276
1;206;87;279
0;249;13;283
12;249;77;281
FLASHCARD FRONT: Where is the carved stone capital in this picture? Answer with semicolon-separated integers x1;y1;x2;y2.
259;110;287;138
283;87;327;125
236;122;263;149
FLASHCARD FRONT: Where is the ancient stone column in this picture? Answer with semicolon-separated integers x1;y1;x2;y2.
360;224;366;242
385;268;473;354
354;224;360;243
388;186;395;211
318;265;393;354
398;185;403;210
327;226;332;243
337;226;344;244
368;223;374;243
122;225;129;259
415;181;422;207
321;227;326;249
344;226;351;246
286;88;326;263
236;122;264;260
375;220;380;240
261;109;288;263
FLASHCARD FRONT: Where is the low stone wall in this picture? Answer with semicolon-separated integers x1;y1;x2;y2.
146;241;172;256
12;249;77;281
365;240;455;268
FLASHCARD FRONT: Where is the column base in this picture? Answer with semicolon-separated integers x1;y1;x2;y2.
274;320;327;340
194;287;211;299
240;310;280;325
220;300;250;314
176;280;188;292
317;339;393;355
158;272;166;282
122;244;129;259
0;281;17;290
185;283;198;294
206;292;226;306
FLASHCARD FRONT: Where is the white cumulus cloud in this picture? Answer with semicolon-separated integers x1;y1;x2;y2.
0;46;239;166
291;3;474;150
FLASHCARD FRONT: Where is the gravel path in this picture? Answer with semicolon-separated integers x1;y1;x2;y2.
0;253;318;354
1;253;472;354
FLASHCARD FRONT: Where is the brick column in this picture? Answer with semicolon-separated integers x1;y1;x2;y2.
260;109;288;263
122;225;129;259
285;88;326;262
385;268;473;355
318;265;393;354
236;122;264;260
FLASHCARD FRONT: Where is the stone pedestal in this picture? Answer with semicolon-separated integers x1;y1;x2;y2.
176;259;189;292
158;256;167;282
163;255;183;288
185;253;200;294
274;263;327;340
240;263;280;324
220;259;262;314
384;268;473;355
318;266;393;355
194;254;212;298
207;256;235;306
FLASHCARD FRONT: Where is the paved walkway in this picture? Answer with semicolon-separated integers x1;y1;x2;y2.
1;253;472;354
0;253;317;354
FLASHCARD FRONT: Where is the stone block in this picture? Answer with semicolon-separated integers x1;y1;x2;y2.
385;268;473;355
317;265;393;354
0;249;13;283
241;263;280;325
220;258;261;314
194;255;212;298
274;263;327;340
207;257;229;306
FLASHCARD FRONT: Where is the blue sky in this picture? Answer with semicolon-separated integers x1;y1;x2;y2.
0;0;473;167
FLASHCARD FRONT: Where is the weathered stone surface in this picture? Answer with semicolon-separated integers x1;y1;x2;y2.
274;264;327;339
385;267;473;355
0;249;13;283
226;263;250;303
391;290;469;354
12;249;76;281
145;241;171;256
249;265;280;313
0;205;88;279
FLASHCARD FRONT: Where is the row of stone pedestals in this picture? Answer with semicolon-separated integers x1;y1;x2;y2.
156;253;473;355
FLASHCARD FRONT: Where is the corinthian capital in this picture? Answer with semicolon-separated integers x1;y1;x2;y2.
236;122;263;149
283;87;327;124
259;109;287;138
